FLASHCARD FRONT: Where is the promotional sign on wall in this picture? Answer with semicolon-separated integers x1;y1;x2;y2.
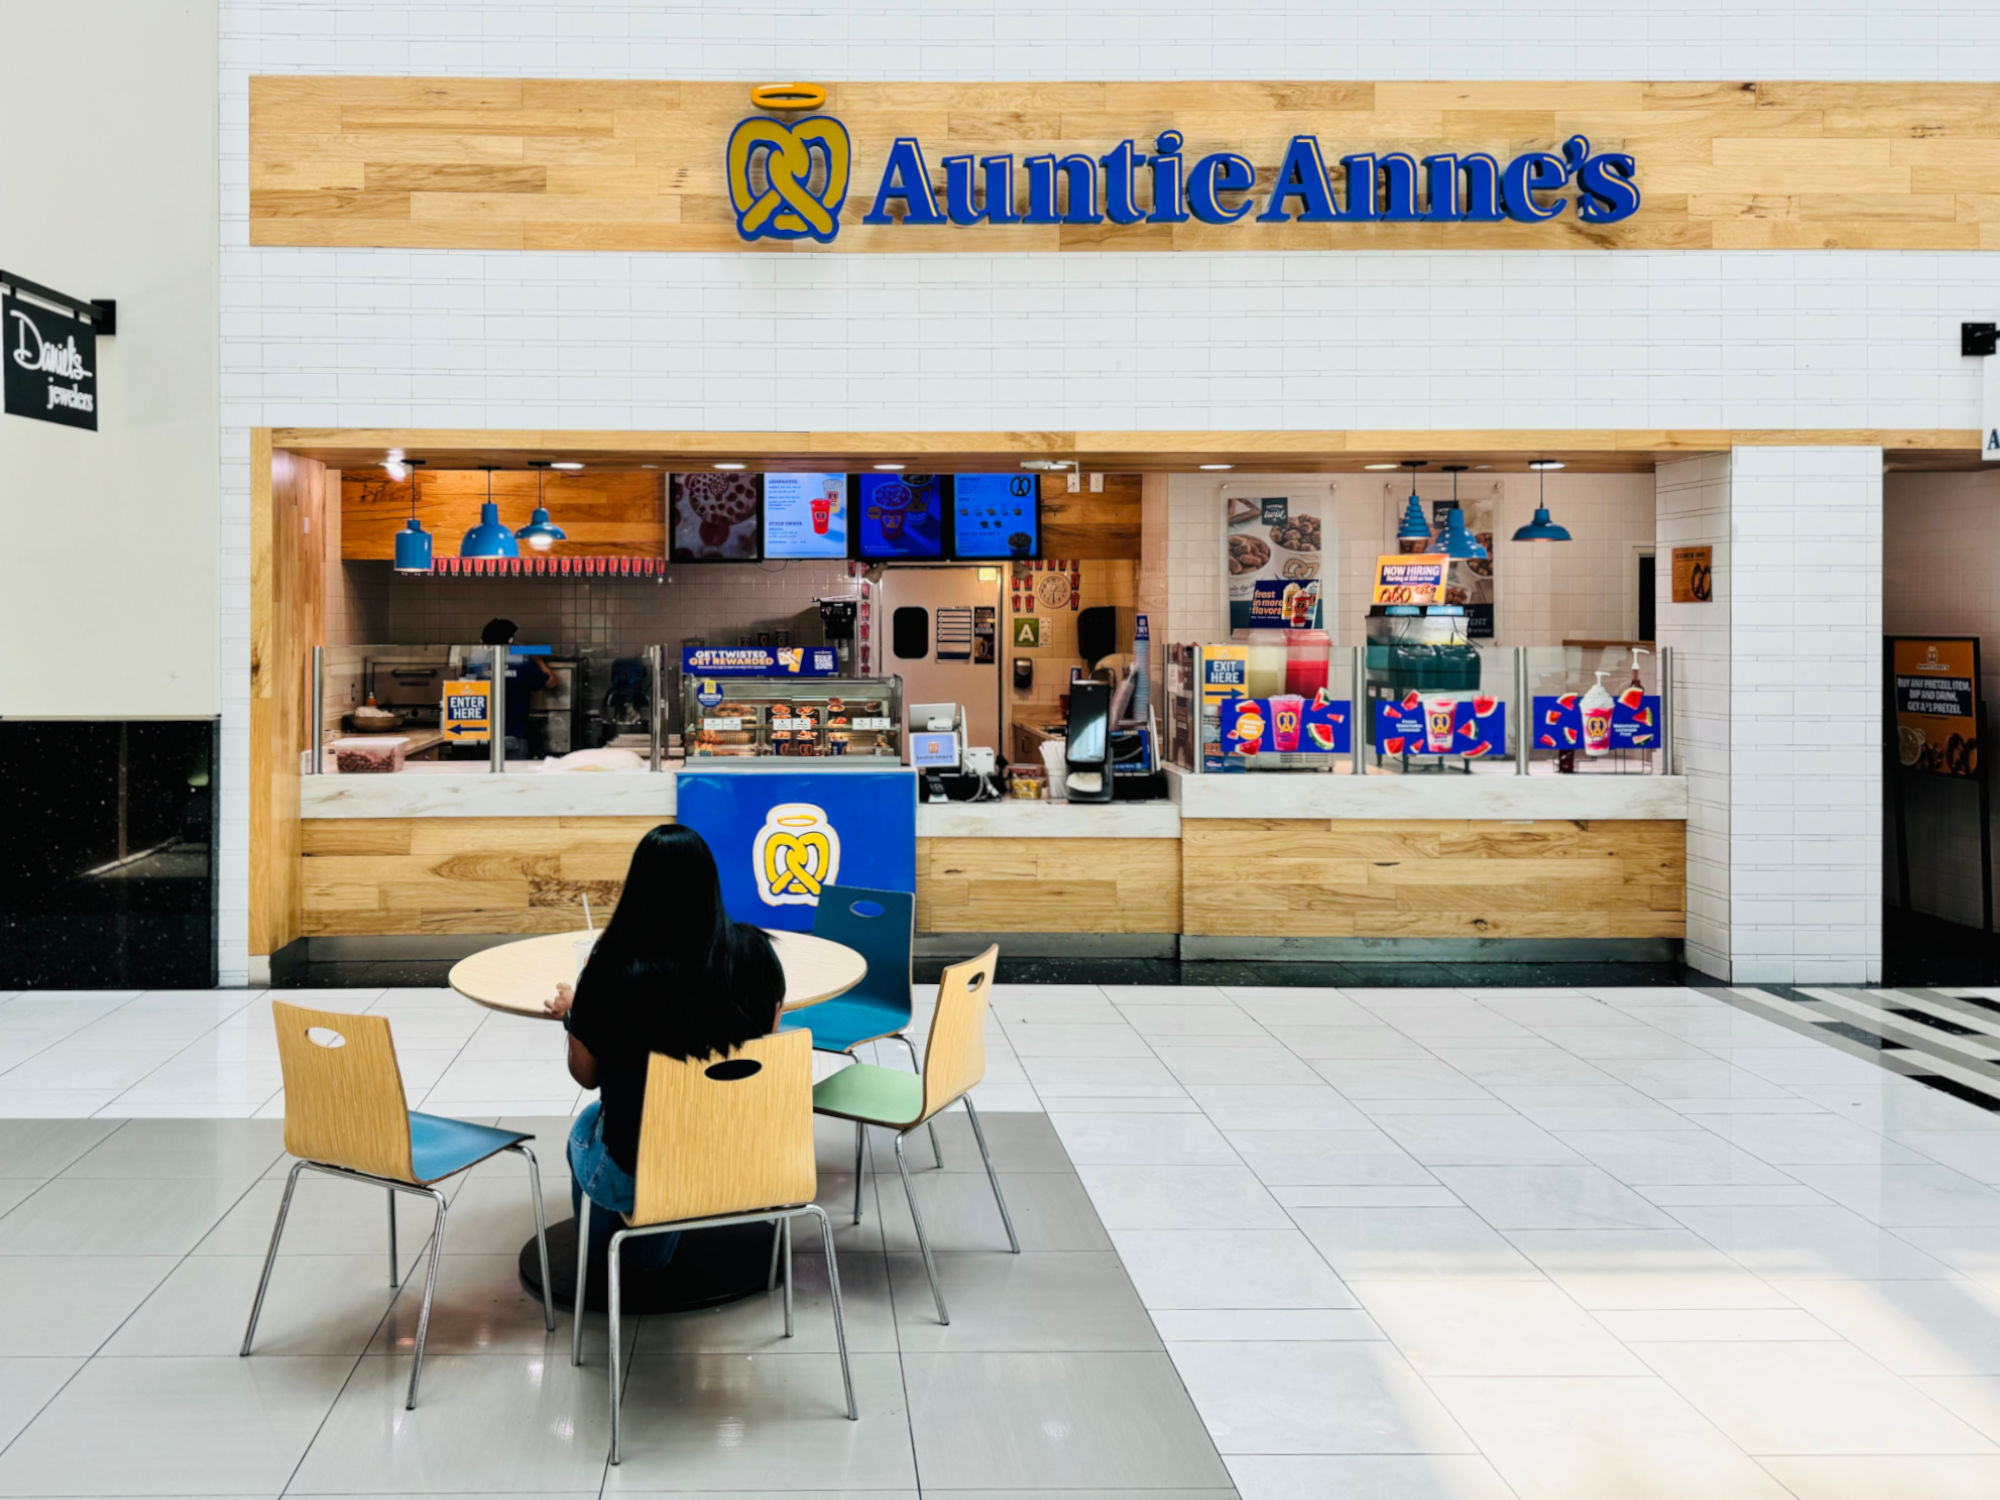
675;769;916;932
1200;645;1251;771
1225;488;1328;631
1372;555;1449;607
1220;695;1351;756
1532;691;1661;751
1891;638;1981;777
2;291;97;431
1373;691;1505;758
682;646;839;677
1671;546;1713;603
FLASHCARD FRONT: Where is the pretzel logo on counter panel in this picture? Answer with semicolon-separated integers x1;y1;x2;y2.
753;803;842;905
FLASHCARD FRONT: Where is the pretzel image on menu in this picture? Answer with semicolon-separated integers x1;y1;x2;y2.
672;471;761;560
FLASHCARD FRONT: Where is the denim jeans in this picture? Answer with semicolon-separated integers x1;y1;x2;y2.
567;1101;679;1271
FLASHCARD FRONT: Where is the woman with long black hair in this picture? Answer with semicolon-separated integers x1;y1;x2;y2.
544;823;785;1267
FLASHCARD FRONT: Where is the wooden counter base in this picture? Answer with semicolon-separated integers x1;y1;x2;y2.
1182;818;1686;940
918;837;1182;935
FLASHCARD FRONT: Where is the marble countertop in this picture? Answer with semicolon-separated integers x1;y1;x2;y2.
301;765;680;819
914;798;1180;839
1167;766;1689;821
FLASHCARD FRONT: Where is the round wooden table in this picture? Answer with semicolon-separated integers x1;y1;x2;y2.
448;927;867;1018
447;926;869;1315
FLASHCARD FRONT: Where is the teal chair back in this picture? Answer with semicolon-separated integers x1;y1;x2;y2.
811;885;915;1021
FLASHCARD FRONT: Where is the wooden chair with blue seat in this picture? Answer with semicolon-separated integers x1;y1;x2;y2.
777;883;942;1168
810;944;1017;1326
571;1028;856;1463
242;1000;555;1409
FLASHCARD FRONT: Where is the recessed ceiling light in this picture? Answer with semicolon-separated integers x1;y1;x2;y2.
713;461;747;470
1474;464;1493;470
1199;463;1233;471
551;461;584;470
1528;459;1566;471
1363;463;1399;471
640;463;658;470
1019;459;1072;472
873;462;905;471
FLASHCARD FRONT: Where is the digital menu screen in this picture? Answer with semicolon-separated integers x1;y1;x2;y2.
952;473;1039;558
670;472;762;561
763;472;849;559
856;473;944;559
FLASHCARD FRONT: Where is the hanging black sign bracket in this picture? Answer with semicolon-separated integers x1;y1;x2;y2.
0;270;114;334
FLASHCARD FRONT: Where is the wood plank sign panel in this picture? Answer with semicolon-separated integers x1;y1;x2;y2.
341;468;665;559
251;78;2000;254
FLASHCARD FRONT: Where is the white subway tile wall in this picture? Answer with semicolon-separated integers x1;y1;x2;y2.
1656;454;1733;978
215;1;1959;980
1884;470;2000;927
1729;446;1884;984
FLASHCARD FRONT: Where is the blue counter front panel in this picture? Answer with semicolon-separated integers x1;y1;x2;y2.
675;768;917;931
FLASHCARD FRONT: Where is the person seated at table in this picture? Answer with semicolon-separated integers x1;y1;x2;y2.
544;824;785;1269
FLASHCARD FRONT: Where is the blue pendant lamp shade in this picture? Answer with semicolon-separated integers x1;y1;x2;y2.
515;461;567;551
392;459;432;573
1511;460;1572;543
1396;460;1432;546
1437;464;1488;560
460;467;520;559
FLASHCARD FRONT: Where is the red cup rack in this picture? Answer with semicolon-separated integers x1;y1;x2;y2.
428;556;668;578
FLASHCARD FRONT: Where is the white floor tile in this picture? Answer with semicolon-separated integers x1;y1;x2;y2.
1758;1454;2000;1500
1351;1279;1648;1376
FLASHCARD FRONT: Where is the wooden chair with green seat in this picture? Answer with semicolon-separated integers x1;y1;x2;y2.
811;944;1018;1325
776;883;942;1167
243;1000;555;1410
572;1028;856;1463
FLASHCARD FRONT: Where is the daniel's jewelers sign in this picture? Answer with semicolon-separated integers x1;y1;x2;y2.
3;289;97;431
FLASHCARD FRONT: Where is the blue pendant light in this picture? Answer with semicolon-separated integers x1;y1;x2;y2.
1438;464;1488;560
515;460;568;552
1512;459;1572;542
392;458;432;573
459;466;520;559
1395;460;1432;546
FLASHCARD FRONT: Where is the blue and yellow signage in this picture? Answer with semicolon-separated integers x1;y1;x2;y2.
729;86;1639;245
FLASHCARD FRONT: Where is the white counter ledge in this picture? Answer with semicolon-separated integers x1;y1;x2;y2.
301;766;679;819
1168;766;1688;821
914;798;1180;838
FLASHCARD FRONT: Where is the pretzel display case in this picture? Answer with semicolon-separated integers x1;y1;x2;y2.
682;676;903;761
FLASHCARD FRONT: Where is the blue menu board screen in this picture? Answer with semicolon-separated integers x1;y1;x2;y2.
952;473;1039;558
763;472;848;559
857;473;944;559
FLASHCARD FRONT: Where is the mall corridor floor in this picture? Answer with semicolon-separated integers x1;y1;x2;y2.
3;980;2000;1499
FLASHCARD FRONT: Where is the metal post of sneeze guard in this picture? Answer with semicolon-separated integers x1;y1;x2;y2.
1514;648;1531;776
1351;646;1366;777
648;644;663;772
1191;646;1204;774
308;646;323;775
1660;645;1675;776
489;644;507;773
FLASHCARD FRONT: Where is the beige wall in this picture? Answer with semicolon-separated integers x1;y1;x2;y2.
0;0;218;716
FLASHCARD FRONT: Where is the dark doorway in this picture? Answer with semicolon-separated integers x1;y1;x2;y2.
1637;552;1656;642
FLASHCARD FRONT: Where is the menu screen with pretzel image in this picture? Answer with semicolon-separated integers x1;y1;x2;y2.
671;472;763;561
951;473;1039;558
857;473;944;559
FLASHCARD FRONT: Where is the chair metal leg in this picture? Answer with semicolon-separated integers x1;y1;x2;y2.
894;1134;948;1325
404;1188;449;1410
890;1033;942;1168
607;1227;627;1465
571;1195;590;1367
853;1119;865;1224
766;1218;783;1293
963;1096;1021;1254
781;1216;794;1337
387;1187;399;1286
808;1203;858;1420
241;1160;304;1356
510;1144;555;1332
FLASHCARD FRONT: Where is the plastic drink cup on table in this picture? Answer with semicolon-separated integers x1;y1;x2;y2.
1270;694;1305;752
572;932;597;980
1424;695;1458;753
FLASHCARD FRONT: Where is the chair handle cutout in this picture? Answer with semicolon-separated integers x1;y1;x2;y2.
305;1026;347;1049
966;971;986;990
705;1058;763;1081
850;899;885;918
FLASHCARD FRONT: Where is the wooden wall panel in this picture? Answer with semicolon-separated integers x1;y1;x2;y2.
1181;818;1685;939
252;77;2000;253
1040;472;1140;559
251;444;332;956
300;816;661;935
917;837;1182;934
340;468;665;559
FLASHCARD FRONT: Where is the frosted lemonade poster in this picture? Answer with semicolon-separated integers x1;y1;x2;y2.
1225;487;1328;630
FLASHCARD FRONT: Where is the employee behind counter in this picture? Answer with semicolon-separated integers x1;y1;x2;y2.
459;617;552;759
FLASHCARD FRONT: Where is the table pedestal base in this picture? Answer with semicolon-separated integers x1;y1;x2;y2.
518;1217;780;1315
